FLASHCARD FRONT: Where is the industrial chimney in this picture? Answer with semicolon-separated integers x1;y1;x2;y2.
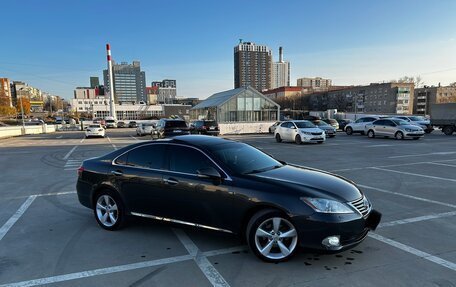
279;47;283;63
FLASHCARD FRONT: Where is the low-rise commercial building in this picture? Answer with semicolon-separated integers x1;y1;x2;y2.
297;77;332;90
414;86;456;115
309;82;414;114
190;86;280;122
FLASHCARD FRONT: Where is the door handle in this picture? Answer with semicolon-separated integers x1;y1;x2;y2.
163;178;178;185
111;170;123;176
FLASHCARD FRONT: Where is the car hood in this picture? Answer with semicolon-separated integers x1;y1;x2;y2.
298;128;323;133
412;120;430;125
400;124;423;131
254;165;362;202
317;126;334;131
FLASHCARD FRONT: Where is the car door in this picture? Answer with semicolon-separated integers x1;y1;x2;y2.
352;118;365;132
383;120;397;137
160;144;233;229
372;120;386;136
111;144;169;216
283;122;294;141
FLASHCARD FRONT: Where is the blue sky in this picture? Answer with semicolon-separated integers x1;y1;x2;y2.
1;0;455;100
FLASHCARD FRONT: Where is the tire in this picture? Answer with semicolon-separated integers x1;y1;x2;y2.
295;135;302;145
425;130;432;134
395;131;404;140
345;127;353;135
93;190;126;231
317;141;324;144
443;126;454;136
246;209;299;263
413;137;420;140
269;128;272;134
275;133;282;143
329;135;336;138
367;130;375;138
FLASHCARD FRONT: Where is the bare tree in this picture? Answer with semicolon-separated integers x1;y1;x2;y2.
449;82;456;87
393;76;424;88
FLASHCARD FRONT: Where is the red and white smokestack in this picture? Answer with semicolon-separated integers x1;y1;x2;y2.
106;44;117;120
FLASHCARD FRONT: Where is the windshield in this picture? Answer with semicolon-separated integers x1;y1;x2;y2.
208;142;283;174
392;119;409;125
294;121;316;128
409;116;426;121
314;121;330;127
106;120;115;123
89;125;101;128
165;121;187;128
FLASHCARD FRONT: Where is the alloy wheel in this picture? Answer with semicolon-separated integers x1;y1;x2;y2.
395;131;404;140
254;217;298;260
96;195;118;227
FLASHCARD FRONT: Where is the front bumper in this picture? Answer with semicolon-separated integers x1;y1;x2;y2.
302;134;325;142
292;209;381;252
405;131;425;138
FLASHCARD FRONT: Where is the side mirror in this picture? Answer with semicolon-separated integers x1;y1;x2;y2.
197;167;222;185
290;126;296;129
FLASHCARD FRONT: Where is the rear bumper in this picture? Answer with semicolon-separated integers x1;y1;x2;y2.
76;179;93;209
292;209;381;251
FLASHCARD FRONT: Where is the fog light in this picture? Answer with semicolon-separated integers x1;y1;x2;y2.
322;236;340;248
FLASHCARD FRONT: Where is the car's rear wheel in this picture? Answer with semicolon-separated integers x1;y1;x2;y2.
395;131;404;140
367;130;375;138
94;190;125;231
295;135;302;145
443;126;454;135
345;127;353;135
246;209;299;263
275;133;282;143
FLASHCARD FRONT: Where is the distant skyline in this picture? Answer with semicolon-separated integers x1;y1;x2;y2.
1;0;455;100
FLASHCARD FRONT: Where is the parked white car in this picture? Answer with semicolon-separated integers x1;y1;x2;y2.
345;116;382;135
85;124;105;138
274;120;325;144
136;122;155;136
364;118;425;140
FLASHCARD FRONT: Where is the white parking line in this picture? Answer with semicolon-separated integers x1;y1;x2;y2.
0;245;245;287
331;158;456;172
173;228;230;287
358;184;456;208
388;151;456;159
0;196;37;241
369;233;456;271
107;136;117;150
80;137;85;143
56;135;63;139
426;162;456;168
379;211;456;228
63;146;78;160
130;135;139;141
365;144;393;148
371;167;456;183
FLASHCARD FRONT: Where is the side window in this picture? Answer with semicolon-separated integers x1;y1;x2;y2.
355;118;363;123
386;120;395;126
374;120;384;125
168;145;216;174
126;145;166;169
280;122;289;128
115;153;128;165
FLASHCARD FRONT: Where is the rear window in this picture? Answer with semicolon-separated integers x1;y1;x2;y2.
89;125;101;128
106;120;115;123
165;121;187;128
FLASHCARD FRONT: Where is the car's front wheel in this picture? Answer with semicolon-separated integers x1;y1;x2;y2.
395;131;404;140
345;126;353;135
367;130;375;138
246;209;299;263
295;135;302;145
94;190;125;231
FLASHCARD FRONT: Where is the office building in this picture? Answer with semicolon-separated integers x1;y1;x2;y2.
262;86;304;100
271;47;290;89
414;85;456;115
0;78;12;107
297;77;332;90
234;41;272;92
103;61;147;104
90;77;100;88
151;79;177;104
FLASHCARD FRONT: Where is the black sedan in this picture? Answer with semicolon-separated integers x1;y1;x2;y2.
77;136;381;262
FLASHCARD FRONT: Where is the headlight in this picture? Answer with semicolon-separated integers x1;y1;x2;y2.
302;131;312;135
301;198;354;214
405;128;413;132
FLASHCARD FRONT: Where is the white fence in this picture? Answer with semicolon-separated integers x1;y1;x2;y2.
219;122;275;135
0;125;56;139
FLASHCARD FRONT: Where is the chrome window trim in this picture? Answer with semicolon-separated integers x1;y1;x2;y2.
111;142;233;181
130;212;233;234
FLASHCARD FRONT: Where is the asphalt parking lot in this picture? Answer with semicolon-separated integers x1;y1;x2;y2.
0;129;455;286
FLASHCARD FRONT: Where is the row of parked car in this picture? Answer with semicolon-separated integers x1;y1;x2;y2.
269;115;433;144
136;119;220;139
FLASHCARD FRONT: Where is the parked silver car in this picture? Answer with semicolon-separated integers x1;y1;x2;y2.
313;120;337;138
364;118;424;140
394;116;433;133
345;116;382;135
136;122;155;136
274;120;325;144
